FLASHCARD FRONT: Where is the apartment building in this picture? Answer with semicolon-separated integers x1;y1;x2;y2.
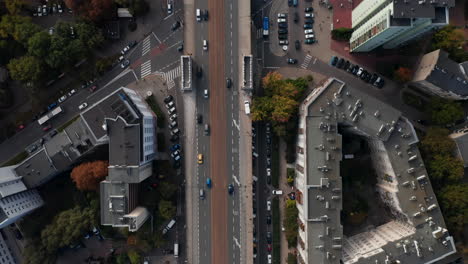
411;49;468;100
350;0;454;52
79;88;156;231
295;78;457;264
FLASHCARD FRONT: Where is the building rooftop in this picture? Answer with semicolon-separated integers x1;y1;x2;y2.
298;78;456;264
81;89;143;141
413;49;468;96
106;117;141;166
392;0;455;19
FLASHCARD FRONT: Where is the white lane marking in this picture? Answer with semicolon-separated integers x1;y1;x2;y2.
232;119;240;131
162;66;181;90
313;57;317;64
163;13;175;20
233;175;240;186
151;31;162;44
233;237;241;249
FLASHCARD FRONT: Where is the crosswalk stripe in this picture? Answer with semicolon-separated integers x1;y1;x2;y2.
162;66;181;89
301;54;313;69
142;36;151;56
141;60;152;78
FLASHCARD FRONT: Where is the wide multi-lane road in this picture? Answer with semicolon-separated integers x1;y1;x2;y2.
190;0;243;261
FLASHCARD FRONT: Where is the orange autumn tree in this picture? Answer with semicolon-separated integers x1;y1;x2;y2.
394;67;412;83
70;160;108;191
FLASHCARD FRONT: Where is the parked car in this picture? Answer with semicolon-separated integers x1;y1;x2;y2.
336;58;345;68
277;13;287;18
171;21;181;31
356;67;364;77
278;22;288;28
305;34;314;39
278;34;287;40
278;29;288;34
78;103;88;110
305;12;314;18
120;59;130;69
277;18;286;23
305;7;314;12
343;61;350;71
303;23;313;29
42;124;52;132
279;40;289;45
304;29;314;34
266;215;271;225
330;56;338;66
164;95;174;103
89;85;98;92
58;95;67;103
374;77;385;88
287;58;297;64
47;102;58;110
121;46;130;55
67;89;76;97
304;38;316;44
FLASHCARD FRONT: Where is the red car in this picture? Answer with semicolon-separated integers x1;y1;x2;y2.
267;244;272;252
42;124;52;132
89;85;98;92
17;124;25;131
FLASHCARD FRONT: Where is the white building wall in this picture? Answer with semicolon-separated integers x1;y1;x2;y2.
0;190;43;229
352;0;389;28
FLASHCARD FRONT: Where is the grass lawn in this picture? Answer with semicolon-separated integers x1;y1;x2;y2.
2;151;28;166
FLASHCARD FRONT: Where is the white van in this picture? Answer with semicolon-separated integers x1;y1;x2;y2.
244;101;250;115
196;9;201;21
163;219;176;234
174;243;179;257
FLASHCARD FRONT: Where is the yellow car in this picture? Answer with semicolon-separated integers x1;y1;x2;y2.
197;154;204;164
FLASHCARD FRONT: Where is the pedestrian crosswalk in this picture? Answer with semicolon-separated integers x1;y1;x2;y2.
301;54;313;69
142;36;151;56
163;66;181;89
140;60;152;79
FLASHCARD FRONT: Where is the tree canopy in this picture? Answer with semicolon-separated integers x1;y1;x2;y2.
158;200;176;220
7;55;43;83
70;160;108;191
393;67;412;83
420;127;455;155
428;97;464;126
331;27;353;41
64;0;114;22
438;184;468;233
41;206;95;254
5;0;24;15
427;154;464;183
432;25;468;62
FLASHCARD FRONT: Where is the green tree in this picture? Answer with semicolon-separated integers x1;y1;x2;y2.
283;200;298;247
432;25;468;62
0;15;40;46
115;253;128;264
262;71;284;96
271;95;298;123
5;0;24;15
22;239;55;264
331;27;353;41
251;96;274;122
7;55;43;83
420;127;455;155
28;31;51;58
130;0;150;16
158;200;176;220
158;181;178;200
74;22;105;50
287;253;297;264
13;22;41;46
127;249;141;264
438;184;468;233
95;56;114;75
427;155;464;183
41;206;95;254
428;97;464;126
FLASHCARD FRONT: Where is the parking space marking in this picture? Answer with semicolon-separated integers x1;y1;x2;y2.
142;36;151;56
301;54;313;69
163;66;181;89
140;60;152;79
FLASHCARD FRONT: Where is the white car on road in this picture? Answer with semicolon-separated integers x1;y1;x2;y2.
78;103;88;110
203;40;208;51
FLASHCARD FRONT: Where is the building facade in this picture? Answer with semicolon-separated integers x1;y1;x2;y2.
411;49;468;100
350;0;454;52
295;78;457;264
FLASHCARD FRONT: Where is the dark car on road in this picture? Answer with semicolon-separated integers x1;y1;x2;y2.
295;40;300;50
171;21;181;31
304;18;314;24
303;23;313;29
305;38;316;44
226;78;232;88
278;22;288;28
360;70;369;80
370;73;378;84
287;58;297;64
374;77;385;88
267;215;271;225
278;28;288;34
197;114;203;124
196;66;203;78
266;232;272;243
228;184;234;195
343;61;350;71
305;7;314;12
47;102;57;110
330;56;338;66
336;58;345;68
128;40;137;48
164;95;173;104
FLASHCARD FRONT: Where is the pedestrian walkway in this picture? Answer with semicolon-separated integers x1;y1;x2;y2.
301;54;313;69
142;36;152;56
163;66;182;90
141;60;152;79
